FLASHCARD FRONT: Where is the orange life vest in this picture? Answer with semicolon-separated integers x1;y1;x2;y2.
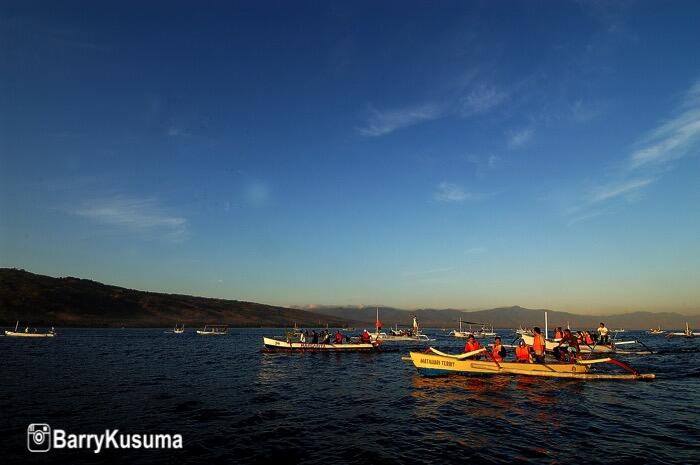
515;345;530;361
532;333;545;355
464;341;481;353
584;333;594;345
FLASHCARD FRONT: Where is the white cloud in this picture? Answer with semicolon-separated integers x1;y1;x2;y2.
74;195;188;242
507;128;534;149
588;178;654;203
460;84;508;116
434;182;493;203
358;103;443;137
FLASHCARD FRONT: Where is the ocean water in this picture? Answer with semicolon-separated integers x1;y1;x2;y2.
1;328;699;465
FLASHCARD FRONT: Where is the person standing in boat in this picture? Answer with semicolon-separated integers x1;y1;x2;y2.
554;327;563;339
463;335;482;358
491;336;506;362
515;340;530;363
597;322;610;344
530;327;546;363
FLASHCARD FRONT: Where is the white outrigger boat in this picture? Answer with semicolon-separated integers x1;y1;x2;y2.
262;336;380;352
5;321;56;338
647;327;665;335
167;324;185;334
520;333;650;355
473;324;497;338
448;318;477;338
371;311;434;343
666;322;696;339
407;347;654;380
196;325;228;335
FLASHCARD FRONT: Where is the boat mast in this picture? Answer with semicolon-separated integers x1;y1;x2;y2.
544;311;548;339
15;320;19;332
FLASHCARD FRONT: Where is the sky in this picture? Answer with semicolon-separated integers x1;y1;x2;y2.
1;1;699;314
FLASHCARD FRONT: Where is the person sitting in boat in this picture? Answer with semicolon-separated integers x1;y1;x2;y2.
529;327;546;363
312;330;319;344
515;340;530;363
463;335;482;358
491;336;507;362
360;329;371;344
583;330;594;345
335;330;343;344
322;330;331;344
597;322;610;344
554;327;563;339
299;331;306;343
556;329;580;362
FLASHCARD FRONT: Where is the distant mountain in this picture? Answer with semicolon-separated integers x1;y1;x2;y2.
305;305;699;330
0;269;357;328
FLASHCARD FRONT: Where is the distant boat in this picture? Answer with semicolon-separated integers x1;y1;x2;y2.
262;336;380;352
613;329;625;333
196;325;228;335
647;327;665;335
166;324;185;334
371;310;434;343
448;318;476;338
5;321;56;338
473;324;497;338
666;322;696;339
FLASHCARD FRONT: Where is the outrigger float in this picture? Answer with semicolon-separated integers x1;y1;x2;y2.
408;348;655;380
262;336;380;352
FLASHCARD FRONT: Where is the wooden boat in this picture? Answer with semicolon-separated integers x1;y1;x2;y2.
666;322;696;339
262;336;380;352
520;333;649;355
196;325;228;335
5;321;56;338
408;348;654;380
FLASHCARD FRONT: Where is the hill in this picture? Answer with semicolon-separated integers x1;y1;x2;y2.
303;305;699;330
0;268;356;328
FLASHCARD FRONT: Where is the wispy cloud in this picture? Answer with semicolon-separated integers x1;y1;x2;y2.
507;128;534;149
403;266;455;277
460;84;508;116
434;182;493;203
628;82;700;169
564;78;700;225
74;195;188;242
588;178;654;203
466;247;487;255
358;103;443;137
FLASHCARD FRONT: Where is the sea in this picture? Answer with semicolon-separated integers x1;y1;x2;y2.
1;328;699;465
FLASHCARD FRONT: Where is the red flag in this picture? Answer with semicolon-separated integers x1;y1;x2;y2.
376;320;382;330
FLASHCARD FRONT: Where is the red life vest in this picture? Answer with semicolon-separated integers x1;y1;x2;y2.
335;332;343;344
585;333;594;345
515;345;530;361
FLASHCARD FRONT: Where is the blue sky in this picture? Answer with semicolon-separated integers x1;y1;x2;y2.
1;1;699;314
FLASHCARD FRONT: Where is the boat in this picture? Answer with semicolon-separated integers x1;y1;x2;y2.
173;324;185;334
647;327;665;335
473;323;497;338
666;322;696;339
448;318;477;338
613;328;625;333
370;310;434;343
5;321;56;338
515;325;530;336
262;336;380;352
196;325;228;335
408;347;654;380
520;333;650;355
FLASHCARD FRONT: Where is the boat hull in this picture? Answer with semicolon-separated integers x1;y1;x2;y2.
263;337;380;352
5;331;55;338
409;352;654;380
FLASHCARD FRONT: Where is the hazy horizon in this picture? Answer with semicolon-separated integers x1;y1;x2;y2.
2;2;699;313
